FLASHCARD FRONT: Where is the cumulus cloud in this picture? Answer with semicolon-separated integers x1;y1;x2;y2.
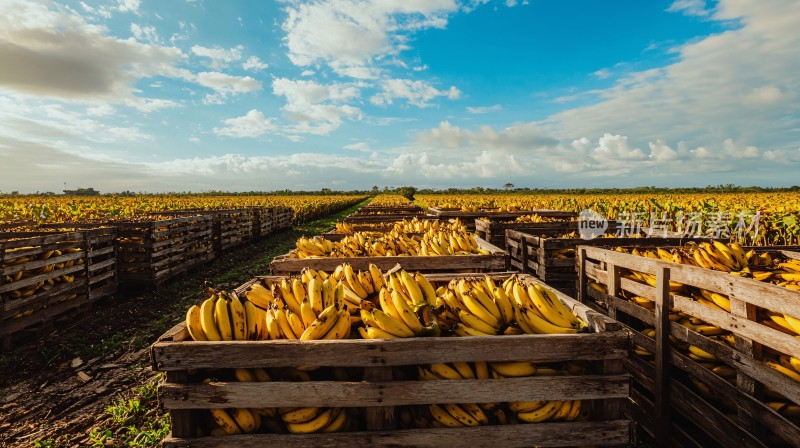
281;0;457;78
0;1;186;101
130;23;160;44
213;109;276;138
242;56;269;71
371;79;461;107
194;72;262;104
191;45;244;69
466;104;502;114
272;78;362;134
667;0;711;17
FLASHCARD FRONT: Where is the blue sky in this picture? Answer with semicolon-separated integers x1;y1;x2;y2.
0;0;799;192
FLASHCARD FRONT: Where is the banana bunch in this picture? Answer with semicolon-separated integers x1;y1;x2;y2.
439;276;516;336
419;229;489;256
358;269;439;338
326;263;385;309
512;214;568;224
207;368;350;435
186;291;266;341
767;312;800;336
416;361;587;427
2;246;84;301
503;276;589;335
392;218;467;234
266;292;351;341
293;236;335;258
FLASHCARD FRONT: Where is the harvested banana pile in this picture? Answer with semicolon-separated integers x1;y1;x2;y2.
291;228;490;258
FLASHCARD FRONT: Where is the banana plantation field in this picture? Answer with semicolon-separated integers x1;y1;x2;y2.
417;192;800;245
0;194;366;224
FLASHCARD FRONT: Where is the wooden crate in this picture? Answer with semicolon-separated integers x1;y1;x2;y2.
272;207;293;230
356;205;424;215
117;216;214;285
506;230;694;297
151;273;630;447
0;230;91;349
269;237;509;275
577;246;800;447
210;209;254;254
474;214;580;247
37;224;118;302
343;214;439;225
427;209;576;232
250;207;275;239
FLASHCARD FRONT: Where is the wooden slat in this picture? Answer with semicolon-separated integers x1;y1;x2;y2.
164;420;630;448
152;330;628;370
160;374;629;409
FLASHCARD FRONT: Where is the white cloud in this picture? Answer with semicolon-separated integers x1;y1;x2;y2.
213;109;276;138
743;85;783;105
272;78;362;134
242;56;269;71
116;0;141;14
466;104;502;114
371;79;461;107
281;0;458;78
344;142;371;152
593;68;612;79
0;1;186;101
667;0;710;17
130;23;160;43
191;45;244;69
194;72;262;104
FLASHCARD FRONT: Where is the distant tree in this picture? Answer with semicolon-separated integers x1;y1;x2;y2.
396;186;417;201
504;183;514;191
371;185;379;193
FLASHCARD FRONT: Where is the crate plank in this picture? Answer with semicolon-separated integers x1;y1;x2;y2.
163;420;630;448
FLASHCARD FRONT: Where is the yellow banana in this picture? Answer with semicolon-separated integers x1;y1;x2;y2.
452;362;475;380
285;408;334;434
200;295;222;341
372;308;415;337
429;363;464;380
308;278;323;315
215;296;234;341
415;272;438;306
234;368;257;382
400;270;425;304
210;408;241;434
391;288;425;334
281;407;321;424
459;309;499;334
322;309;351;340
462;294;501;328
345;264;368;299
185;304;208;341
490;361;537;377
368;263;385;291
231;408;257;433
300;304;339;340
320;408;347;432
275;309;298;339
444;403;480;426
783;314;800;335
430;404;464;427
452;323;494;337
300;299;317;329
509;401;547;413
359;326;397;339
244;300;258;340
244;283;273;309
528;284;572;328
287;311;306;338
492;286;514;325
766;360;800;382
517;400;561;423
229;296;247;340
520;307;579;334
